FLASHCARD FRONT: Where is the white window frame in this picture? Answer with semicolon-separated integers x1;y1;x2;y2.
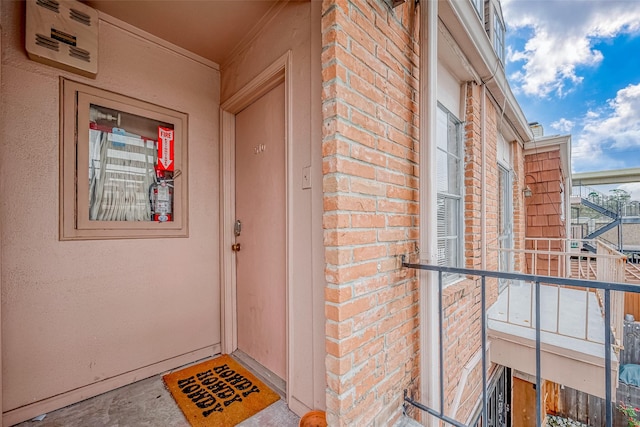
493;9;506;63
472;0;484;18
436;104;463;283
497;163;514;290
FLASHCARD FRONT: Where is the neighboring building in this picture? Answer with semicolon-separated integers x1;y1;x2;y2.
1;1;600;426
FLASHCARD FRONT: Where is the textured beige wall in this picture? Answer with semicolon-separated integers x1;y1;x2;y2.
1;2;220;421
0;0;3;418
220;1;325;415
601;224;640;247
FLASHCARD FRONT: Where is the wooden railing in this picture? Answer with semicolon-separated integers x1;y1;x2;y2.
595;240;626;349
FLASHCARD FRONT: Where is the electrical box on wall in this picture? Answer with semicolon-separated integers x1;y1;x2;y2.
26;0;98;77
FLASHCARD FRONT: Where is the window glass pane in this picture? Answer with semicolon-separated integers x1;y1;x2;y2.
472;0;483;16
436;105;462;274
437;149;449;192
448;153;460;195
437;196;459;269
88;104;175;222
494;12;505;62
447;117;459;156
498;165;513;285
498;168;506;235
436;108;448;150
437;196;459;237
437;238;459;268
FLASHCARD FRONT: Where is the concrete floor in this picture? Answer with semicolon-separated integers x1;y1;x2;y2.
14;373;300;427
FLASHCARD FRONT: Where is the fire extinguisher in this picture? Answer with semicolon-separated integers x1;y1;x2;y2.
150;170;173;222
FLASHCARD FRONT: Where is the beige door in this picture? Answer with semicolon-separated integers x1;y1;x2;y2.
234;82;286;380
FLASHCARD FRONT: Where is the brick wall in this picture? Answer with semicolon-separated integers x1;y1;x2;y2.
321;0;420;425
321;1;529;424
524;150;566;276
438;83;508;422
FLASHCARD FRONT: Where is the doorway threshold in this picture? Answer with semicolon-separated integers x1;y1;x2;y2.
231;350;286;398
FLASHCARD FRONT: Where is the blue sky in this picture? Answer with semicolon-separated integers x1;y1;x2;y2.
502;0;640;197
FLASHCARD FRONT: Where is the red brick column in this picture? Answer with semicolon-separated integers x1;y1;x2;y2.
321;0;420;424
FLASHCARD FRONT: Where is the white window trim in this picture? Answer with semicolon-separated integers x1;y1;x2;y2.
493;9;505;63
472;0;483;18
436;103;464;284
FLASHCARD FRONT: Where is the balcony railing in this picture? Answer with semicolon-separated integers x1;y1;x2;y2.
401;259;640;427
493;238;626;348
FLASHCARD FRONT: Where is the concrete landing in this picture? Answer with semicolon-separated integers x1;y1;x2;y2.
14;373;300;427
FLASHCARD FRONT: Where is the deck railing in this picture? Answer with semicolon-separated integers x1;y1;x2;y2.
493;238;627;348
401;259;639;427
595;240;627;349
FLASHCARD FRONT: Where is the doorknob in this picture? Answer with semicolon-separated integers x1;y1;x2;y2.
232;243;241;252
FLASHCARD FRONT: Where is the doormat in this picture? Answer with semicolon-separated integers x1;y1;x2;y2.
163;354;280;426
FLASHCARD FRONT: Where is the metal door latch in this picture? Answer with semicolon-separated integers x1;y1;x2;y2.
232;243;241;252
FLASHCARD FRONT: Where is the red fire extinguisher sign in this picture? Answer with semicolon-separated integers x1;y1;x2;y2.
157;126;174;171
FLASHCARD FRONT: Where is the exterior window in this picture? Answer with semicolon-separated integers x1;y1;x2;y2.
472;0;484;17
60;79;188;240
498;165;513;290
436;105;463;280
493;10;505;63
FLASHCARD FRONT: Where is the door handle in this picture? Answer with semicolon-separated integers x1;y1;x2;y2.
232;243;241;252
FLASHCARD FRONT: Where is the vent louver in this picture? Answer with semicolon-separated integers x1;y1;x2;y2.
69;46;90;62
36;0;59;13
35;33;60;51
69;8;91;26
26;0;98;77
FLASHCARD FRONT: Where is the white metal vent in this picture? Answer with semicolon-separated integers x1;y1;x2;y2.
26;0;98;77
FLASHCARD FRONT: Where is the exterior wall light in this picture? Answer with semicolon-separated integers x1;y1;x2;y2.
524;186;533;198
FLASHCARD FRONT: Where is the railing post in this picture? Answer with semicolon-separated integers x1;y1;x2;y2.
481;276;487;427
439;270;444;417
400;261;634;427
605;289;612;427
536;280;542;427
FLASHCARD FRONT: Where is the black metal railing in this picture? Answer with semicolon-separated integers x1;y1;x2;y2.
401;258;640;427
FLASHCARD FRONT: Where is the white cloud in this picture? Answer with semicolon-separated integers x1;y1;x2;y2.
550;118;574;133
503;0;640;98
571;83;640;172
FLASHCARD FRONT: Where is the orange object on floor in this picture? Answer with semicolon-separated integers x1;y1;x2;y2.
163;354;280;426
299;410;327;427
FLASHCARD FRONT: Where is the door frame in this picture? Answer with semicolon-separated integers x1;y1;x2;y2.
219;51;293;396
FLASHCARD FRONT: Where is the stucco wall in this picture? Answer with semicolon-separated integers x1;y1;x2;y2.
1;3;220;423
220;1;326;415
